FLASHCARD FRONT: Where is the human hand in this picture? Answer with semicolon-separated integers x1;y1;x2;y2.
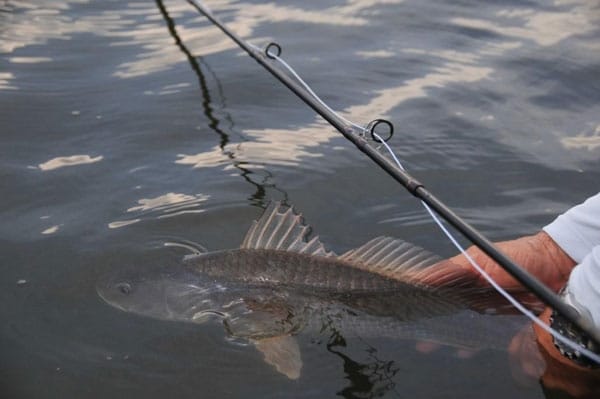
450;231;575;291
507;323;545;386
509;308;600;398
421;231;577;311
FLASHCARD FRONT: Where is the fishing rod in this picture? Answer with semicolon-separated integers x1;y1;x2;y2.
185;0;600;348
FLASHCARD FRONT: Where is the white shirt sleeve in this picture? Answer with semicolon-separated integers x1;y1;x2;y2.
566;247;600;326
543;192;600;263
543;192;600;327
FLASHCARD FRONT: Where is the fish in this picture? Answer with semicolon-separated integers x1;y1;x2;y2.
97;202;523;379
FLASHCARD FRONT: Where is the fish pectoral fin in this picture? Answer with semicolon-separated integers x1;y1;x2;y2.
252;335;302;380
241;202;335;257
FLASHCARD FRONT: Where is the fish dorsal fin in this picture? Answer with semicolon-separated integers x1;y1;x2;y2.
253;335;302;380
339;236;446;284
341;236;509;310
340;237;485;290
241;202;335;257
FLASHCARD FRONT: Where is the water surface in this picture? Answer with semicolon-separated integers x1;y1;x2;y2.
2;0;600;398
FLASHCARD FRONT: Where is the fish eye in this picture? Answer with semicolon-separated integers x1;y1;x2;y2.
115;282;132;295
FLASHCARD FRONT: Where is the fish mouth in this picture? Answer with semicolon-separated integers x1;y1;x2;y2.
191;309;227;323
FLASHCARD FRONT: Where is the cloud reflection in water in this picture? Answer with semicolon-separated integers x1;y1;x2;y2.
38;155;103;171
176;124;333;172
108;192;210;229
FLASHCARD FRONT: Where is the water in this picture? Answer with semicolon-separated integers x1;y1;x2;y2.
1;0;599;397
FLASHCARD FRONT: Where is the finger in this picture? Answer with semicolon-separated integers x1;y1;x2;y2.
508;325;546;386
415;341;442;354
455;349;478;359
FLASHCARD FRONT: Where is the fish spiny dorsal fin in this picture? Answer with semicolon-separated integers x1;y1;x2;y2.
339;236;446;284
241;202;335;257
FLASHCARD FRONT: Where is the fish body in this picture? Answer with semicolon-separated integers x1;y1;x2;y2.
98;202;521;379
185;248;408;290
181;248;471;321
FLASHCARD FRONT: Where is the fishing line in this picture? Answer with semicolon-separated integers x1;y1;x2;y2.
263;47;600;363
247;43;366;133
185;0;600;350
267;46;600;363
373;133;600;365
273;43;600;363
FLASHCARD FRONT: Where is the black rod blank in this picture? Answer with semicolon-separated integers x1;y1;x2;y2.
186;0;600;347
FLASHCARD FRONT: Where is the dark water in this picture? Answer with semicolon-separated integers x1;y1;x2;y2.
1;0;600;397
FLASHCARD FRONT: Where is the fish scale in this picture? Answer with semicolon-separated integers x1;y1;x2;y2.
186;249;427;292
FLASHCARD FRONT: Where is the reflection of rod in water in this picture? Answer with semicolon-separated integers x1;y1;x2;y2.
154;0;230;147
185;0;600;348
154;0;288;205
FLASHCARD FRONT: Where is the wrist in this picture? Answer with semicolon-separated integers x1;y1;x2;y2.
533;231;577;290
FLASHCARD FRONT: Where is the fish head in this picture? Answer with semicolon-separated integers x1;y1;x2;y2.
96;264;229;322
96;264;310;339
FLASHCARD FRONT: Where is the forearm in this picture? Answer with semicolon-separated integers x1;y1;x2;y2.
532;231;577;291
449;231;576;291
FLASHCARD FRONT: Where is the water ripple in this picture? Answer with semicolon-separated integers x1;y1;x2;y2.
562;124;600;151
109;192;210;229
456;1;599;47
37;154;103;171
